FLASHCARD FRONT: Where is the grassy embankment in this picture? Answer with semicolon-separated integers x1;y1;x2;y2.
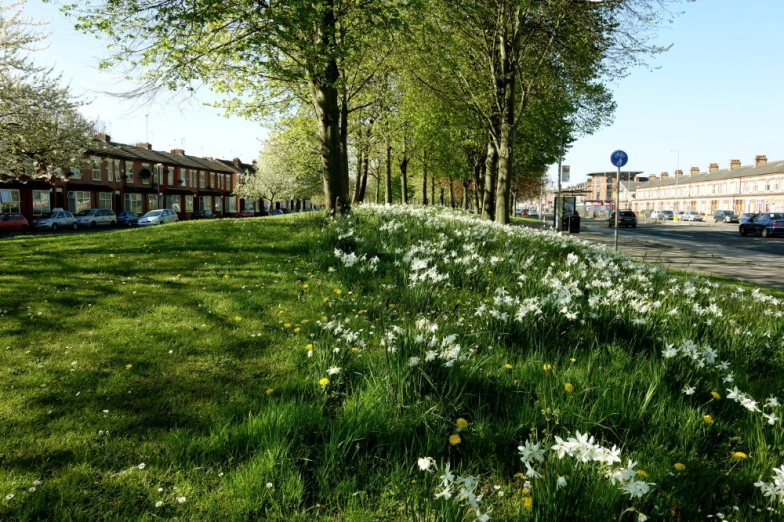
1;206;784;521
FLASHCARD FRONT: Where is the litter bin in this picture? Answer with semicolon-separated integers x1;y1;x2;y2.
566;213;580;233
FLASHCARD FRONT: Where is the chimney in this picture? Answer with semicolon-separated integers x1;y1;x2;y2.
202;156;214;161
251;160;258;169
690;166;700;176
136;142;152;150
648;175;658;181
674;169;683;178
232;157;241;167
95;132;111;143
171;149;185;155
660;171;669;179
729;159;741;170
709;163;719;173
755;155;767;166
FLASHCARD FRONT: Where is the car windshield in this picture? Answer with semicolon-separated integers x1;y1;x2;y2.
619;211;634;216
39;212;55;219
144;210;163;217
75;210;94;216
769;213;784;220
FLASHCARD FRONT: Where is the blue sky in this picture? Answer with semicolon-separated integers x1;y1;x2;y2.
20;0;784;184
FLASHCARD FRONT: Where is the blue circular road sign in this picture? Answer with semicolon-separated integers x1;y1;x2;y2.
611;150;628;168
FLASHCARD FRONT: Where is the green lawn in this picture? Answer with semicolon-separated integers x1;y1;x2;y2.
1;207;784;521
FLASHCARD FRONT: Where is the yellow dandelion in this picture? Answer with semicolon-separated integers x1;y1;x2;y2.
224;274;230;279
284;323;292;328
521;487;530;495
278;310;284;315
319;378;329;386
294;327;300;333
636;470;648;478
449;434;461;446
109;254;115;257
456;418;469;430
351;347;359;353
323;298;330;303
125;364;132;370
569;357;576;363
731;451;748;460
514;472;524;479
334;289;342;295
455;299;462;305
306;344;313;350
302;319;309;324
703;415;713;424
674;463;686;471
564;383;574;393
411;479;417;484
321;316;328;322
234;316;242;321
711;391;721;400
487;270;493;275
302;284;309;289
483;298;490;303
523;496;533;508
266;388;274;395
504;363;513;369
543;364;552;371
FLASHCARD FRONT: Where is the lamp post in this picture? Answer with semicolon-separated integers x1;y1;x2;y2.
669;149;679;211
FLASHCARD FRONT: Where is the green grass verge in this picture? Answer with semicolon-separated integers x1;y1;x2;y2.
1;207;783;521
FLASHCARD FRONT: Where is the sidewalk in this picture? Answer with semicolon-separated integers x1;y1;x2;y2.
517;220;784;289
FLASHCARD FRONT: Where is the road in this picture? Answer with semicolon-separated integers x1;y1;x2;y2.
535;216;784;289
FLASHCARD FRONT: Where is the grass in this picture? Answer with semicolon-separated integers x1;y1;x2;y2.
1;206;784;521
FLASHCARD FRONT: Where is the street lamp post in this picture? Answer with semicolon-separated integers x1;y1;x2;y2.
669;149;679;211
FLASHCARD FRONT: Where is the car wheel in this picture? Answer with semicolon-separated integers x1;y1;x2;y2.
21;225;29;232
52;223;59;231
90;221;97;229
762;228;770;238
111;220;117;227
739;226;747;236
632;224;637;228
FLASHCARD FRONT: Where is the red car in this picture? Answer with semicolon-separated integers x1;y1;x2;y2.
0;213;30;234
237;209;256;218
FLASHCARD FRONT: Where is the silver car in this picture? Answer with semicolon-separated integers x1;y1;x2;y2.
31;209;78;231
138;209;179;226
74;208;117;228
682;211;703;222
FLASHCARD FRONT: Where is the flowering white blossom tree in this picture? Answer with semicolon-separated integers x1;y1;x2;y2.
0;0;94;178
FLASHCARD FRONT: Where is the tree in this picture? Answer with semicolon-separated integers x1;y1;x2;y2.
0;0;93;177
65;0;405;216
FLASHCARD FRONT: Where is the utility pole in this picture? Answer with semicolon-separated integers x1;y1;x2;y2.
556;136;564;231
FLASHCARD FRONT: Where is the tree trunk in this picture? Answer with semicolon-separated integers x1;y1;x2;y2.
448;177;454;208
400;156;409;204
431;175;435;206
494;76;516;225
340;94;350;196
472;155;483;214
309;3;346;216
462;181;470;209
359;154;369;202
422;151;428;205
374;175;380;203
385;142;392;204
352;148;363;204
482;136;497;220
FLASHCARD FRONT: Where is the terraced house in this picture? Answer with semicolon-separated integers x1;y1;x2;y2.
631;156;784;215
0;134;255;223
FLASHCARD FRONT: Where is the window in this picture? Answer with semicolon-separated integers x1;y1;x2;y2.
199;196;212;211
166;195;181;212
199;171;205;188
67;191;91;213
190;170;196;187
210;172;215;188
98;192;112;209
147;194;158;211
114;160;121;182
226;174;232;191
107;158;113;181
32;190;50;215
226;196;237;213
141;163;151;184
69;163;81;179
766;178;771;191
124;193;142;213
215;196;222;211
167;166;174;186
753;180;759;192
185;196;194;212
218;173;223;189
0;189;21;213
91;156;102;180
125;161;134;183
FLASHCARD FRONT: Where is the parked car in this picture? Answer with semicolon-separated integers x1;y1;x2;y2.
650;210;674;220
237;209;256;218
682;211;703;222
609;210;637;228
116;211;141;227
138;209;178;226
675;211;686;220
31;209;78;230
738;212;784;238
270;209;284;216
74;208;117;228
255;209;270;217
713;209;739;223
739;213;756;224
191;210;217;220
0;213;30;234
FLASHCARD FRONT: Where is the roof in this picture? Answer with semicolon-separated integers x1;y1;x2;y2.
587;171;644;177
637;160;784;190
87;139;241;173
217;158;255;175
619;181;641;191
